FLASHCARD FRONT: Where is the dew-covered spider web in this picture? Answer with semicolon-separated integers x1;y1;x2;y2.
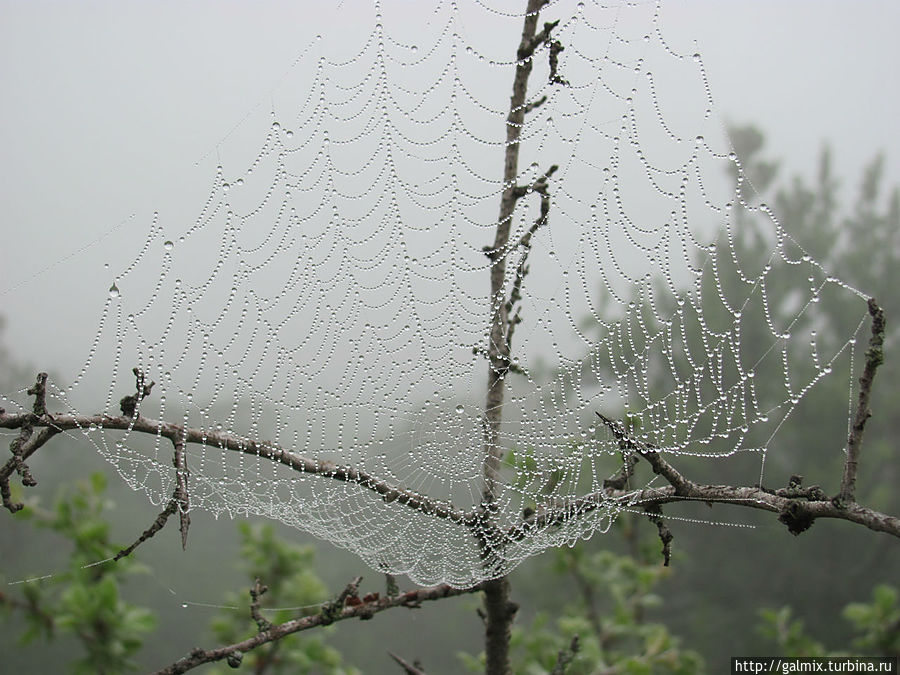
7;0;871;587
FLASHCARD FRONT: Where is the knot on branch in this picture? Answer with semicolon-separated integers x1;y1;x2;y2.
779;501;815;536
119;367;155;418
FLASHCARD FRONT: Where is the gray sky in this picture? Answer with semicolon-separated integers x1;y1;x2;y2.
2;0;898;373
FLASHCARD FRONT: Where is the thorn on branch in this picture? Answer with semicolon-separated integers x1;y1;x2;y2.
120;367;155;418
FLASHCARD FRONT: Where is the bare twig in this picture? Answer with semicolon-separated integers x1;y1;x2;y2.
2;373;58;513
114;499;178;561
389;652;427;675
548;39;569;86
595;412;696;496
644;505;673;566
483;0;553;505
250;578;272;632
151;581;479;675
172;439;191;550
839;297;885;504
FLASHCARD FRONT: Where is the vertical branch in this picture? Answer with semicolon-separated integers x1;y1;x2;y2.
480;2;556;674
839;298;885;504
482;0;553;504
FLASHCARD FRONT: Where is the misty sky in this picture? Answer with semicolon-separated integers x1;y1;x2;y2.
2;0;898;374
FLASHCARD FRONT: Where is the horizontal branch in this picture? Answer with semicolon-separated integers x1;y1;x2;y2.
0;410;473;526
152;581;479;675
511;482;900;540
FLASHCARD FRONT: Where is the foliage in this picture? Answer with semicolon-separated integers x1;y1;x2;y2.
1;473;156;674
461;519;704;674
207;522;357;674
758;584;900;658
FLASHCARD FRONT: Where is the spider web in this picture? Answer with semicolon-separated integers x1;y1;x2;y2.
5;0;870;587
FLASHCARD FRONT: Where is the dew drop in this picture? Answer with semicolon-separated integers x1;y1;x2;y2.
108;283;120;298
164;240;174;251
455;404;464;414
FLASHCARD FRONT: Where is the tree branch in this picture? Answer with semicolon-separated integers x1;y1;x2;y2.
511;481;900;541
839;297;885;504
151;581;479;675
389;651;427;675
0;407;474;528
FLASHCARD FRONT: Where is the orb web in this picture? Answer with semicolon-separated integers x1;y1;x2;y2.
8;0;869;587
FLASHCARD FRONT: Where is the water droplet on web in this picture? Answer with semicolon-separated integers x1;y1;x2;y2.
455;404;464;414
108;283;120;298
164;241;174;251
692;53;701;62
